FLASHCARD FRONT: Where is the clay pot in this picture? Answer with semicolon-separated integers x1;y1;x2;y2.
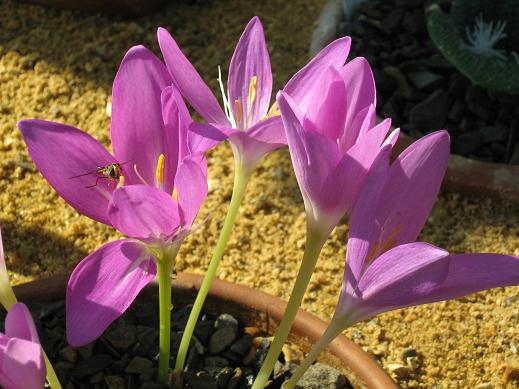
310;0;519;202
14;272;397;389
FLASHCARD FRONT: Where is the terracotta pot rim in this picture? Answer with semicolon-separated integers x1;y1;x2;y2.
13;272;397;389
310;0;519;202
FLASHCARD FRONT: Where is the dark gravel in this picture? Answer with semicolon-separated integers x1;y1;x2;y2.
340;0;519;164
0;300;352;388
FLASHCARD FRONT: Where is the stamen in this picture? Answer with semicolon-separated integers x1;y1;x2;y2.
217;65;237;128
117;175;125;188
155;154;165;186
133;164;150;186
248;75;257;105
261;102;281;120
234;99;243;124
172;187;179;201
268;101;280;117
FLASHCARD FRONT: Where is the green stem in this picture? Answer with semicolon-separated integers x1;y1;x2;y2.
282;319;344;389
174;163;251;374
43;350;62;389
251;227;327;389
157;252;175;384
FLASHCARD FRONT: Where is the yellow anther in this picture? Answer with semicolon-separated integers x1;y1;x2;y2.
268;101;280;117
234;99;243;124
117;175;125;188
172;187;178;201
155;154;165;185
248;75;257;105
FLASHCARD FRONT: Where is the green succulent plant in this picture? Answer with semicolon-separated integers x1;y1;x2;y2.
427;0;519;94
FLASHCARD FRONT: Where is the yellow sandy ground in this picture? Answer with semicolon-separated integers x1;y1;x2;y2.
0;0;518;387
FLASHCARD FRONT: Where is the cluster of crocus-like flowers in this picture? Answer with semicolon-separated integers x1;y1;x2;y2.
5;14;518;389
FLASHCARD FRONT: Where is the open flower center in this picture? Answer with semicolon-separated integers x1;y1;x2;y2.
217;67;278;130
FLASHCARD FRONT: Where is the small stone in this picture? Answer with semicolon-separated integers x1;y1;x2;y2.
401;347;418;360
72;354;112;378
104;324;136;350
125;356;153;374
406;356;420;371
104;375;125;389
209;327;238;354
383;66;416;100
195;319;215;345
476;383;493;389
409;89;448;130
230;334;253;357
372;342;388;357
408;71;443;90
59;346;78;363
172;305;194;330
295;362;348;389
204;356;229;377
76;343;94;360
503;356;519;384
387;363;413;379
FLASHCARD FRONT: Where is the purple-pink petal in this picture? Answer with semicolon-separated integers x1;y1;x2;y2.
188;123;236;153
320;145;391;222
174;154;208;229
340;243;450;323
5;303;39;344
278;92;341;206
0;337;46;389
302;67;347;141
18;119;117;226
157;27;228;126
415;253;519;304
161;86;192;193
345;117;392;171
109;185;181;241
228;17;272;127
284;36;351;113
340;57;376;135
246;115;286;145
343;148;391;286
111;45;172;187
66;239;156;347
376;131;450;249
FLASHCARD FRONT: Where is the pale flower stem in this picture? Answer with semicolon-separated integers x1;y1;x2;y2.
173;162;251;375
157;248;178;384
251;228;327;389
43;350;62;389
281;319;344;389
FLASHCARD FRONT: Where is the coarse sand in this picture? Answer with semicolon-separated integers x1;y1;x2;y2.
0;0;519;387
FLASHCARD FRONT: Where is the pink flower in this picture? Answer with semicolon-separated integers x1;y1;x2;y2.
18;45;208;347
335;131;519;325
0;303;46;389
157;17;352;171
18;45;206;225
276;56;399;234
